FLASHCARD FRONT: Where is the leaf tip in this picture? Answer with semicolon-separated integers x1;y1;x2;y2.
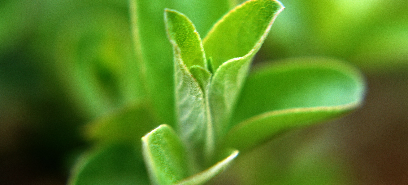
142;124;169;141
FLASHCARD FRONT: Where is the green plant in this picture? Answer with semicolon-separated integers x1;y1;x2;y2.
68;0;365;184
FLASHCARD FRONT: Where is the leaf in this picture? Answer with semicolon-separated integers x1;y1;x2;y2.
85;102;158;147
204;0;284;139
165;9;213;161
142;124;190;185
176;149;239;185
203;0;284;71
68;143;149;185
165;9;208;76
224;58;366;151
129;0;232;125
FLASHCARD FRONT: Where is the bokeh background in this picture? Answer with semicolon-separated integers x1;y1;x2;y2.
1;0;407;184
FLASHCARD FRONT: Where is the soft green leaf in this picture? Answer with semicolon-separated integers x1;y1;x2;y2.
165;9;212;161
176;150;239;185
69;143;148;185
205;0;284;139
165;9;208;77
232;58;366;123
85;102;158;146
225;105;359;151
142;124;190;185
224;58;366;151
129;0;232;125
165;9;207;78
203;0;284;71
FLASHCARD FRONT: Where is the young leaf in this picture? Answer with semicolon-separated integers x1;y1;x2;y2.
204;0;284;139
165;9;213;160
224;58;366;151
69;143;149;185
165;9;208;76
142;124;190;185
203;0;284;71
176;150;239;185
129;0;232;125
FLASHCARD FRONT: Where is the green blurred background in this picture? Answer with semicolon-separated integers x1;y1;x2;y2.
0;0;407;184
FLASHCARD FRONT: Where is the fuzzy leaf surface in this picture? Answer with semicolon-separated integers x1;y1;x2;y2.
69;143;148;185
225;58;366;151
165;9;206;69
203;0;284;71
142;125;190;185
204;0;284;139
165;9;211;158
129;0;231;125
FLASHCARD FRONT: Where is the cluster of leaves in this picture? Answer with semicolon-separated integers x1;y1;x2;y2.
68;0;365;184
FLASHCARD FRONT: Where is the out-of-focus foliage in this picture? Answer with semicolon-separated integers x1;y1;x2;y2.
1;0;135;183
259;0;408;72
218;129;354;185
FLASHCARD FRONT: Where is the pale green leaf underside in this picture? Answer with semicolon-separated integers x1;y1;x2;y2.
225;58;366;151
69;143;148;185
174;59;207;151
208;58;252;139
142;125;190;185
165;9;210;157
176;150;239;185
225;105;359;151
206;0;284;139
